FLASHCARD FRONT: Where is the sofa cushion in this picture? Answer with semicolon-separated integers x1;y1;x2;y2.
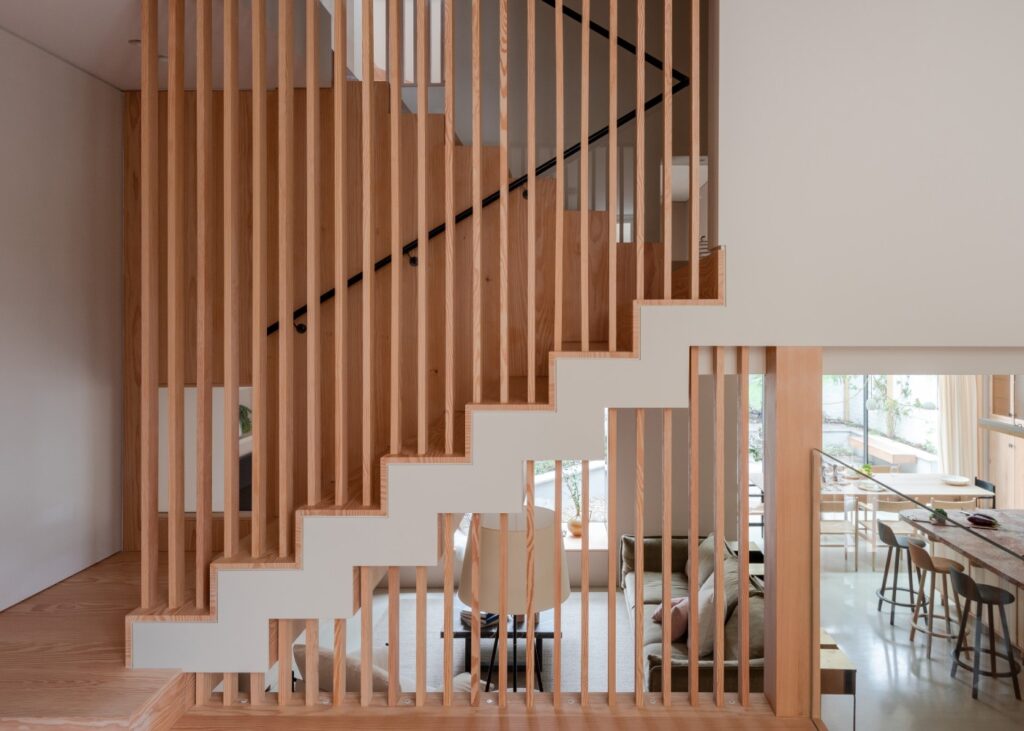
695;573;717;657
724;591;765;660
619;535;691;589
623;571;689;615
689;533;717;588
294;644;392;694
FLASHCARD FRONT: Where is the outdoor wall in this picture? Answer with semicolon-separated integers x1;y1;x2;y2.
688;0;1024;351
0;28;123;610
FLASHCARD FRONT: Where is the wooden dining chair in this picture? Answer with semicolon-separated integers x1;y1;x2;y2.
974;477;996;509
821;497;859;571
931;498;977;513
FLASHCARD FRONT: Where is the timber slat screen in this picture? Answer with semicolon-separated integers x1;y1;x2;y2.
129;0;789;717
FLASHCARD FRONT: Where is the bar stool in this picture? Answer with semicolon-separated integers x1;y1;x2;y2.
876;521;924;625
949;566;1021;700
907;542;963;657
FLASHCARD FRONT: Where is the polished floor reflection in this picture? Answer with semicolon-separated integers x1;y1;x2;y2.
820;550;1021;731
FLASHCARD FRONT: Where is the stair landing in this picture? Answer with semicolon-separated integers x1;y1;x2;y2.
0;552;192;730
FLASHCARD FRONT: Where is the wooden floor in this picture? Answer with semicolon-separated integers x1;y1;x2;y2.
175;694;820;731
0;552;191;730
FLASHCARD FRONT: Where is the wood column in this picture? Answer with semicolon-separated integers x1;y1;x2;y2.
763;347;822;718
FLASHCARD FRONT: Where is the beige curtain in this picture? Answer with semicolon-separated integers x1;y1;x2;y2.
937;375;979;477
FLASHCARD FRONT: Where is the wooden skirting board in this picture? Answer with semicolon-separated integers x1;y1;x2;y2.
173;693;819;730
0;552;191;731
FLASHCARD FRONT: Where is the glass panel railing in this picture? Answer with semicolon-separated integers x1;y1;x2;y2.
814;449;1022;564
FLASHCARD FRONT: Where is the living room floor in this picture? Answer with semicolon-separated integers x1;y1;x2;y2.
819;548;1022;731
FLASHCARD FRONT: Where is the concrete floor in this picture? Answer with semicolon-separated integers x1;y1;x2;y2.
819;547;1022;731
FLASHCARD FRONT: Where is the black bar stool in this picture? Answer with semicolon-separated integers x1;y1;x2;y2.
949;566;1021;700
876;521;925;625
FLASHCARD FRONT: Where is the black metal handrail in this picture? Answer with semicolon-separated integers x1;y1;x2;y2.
268;1;689;336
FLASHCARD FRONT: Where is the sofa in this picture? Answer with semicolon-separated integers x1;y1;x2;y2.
620;534;764;693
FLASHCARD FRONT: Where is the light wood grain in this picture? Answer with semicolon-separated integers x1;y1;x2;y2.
306;0;322;506
663;0;673;299
443;0;455;453
607;412;617;705
526;0;537;404
251;0;269;547
223;672;237;706
333;618;346;706
416;0;428;455
764;348;822;718
470;513;481;705
634;0;646;300
579;0;591;351
689;0;700;300
553;461;563;705
361;567;373;706
581;459;590;704
634;409;645;707
0;554;190;727
442;514;455;705
688;346;700;705
738;347;750;705
277;619;291;706
278;0;296;556
526;462;536;707
196;672;213;706
388;0;401;456
388;566;400;706
196;0;216;607
713;347;725;706
167;0;187;609
499;0;510;403
333;0;348;506
499;511;510;706
250;670;265;705
661;407;672;704
221;0;240;561
416;565;427;705
607;0;618;352
305;619;319;706
554;0;565;353
471;0;482;404
360;0;373;504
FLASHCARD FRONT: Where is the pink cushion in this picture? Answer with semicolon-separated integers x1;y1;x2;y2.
652;597;690;641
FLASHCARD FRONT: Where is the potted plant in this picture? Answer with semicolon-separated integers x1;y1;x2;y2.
929;508;948;525
565;464;584;537
860;463;873;478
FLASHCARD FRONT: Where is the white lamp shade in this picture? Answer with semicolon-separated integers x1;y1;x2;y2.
458;507;570;615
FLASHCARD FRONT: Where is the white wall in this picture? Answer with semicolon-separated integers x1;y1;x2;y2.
692;0;1024;349
0;28;123;610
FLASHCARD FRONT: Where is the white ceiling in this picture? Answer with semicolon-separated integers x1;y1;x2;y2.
0;0;332;91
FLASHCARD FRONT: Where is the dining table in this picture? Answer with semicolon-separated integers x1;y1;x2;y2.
820;473;994;567
899;508;1024;589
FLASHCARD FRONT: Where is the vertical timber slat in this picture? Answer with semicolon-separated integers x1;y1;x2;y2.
389;0;401;455
360;0;373;504
471;0;482;404
470;513;481;705
305;620;319;706
499;511;509;705
388;566;400;706
554;0;565;352
334;0;348;504
688;346;700;704
553;461;563;705
607;0;618;351
607;412;617;704
416;0;428;454
738;347;751;705
526;463;536;707
306;0;322;505
581;460;590;703
662;0;673;299
443;514;455;705
196;0;215;607
252;0;269;546
443;0;455;452
713;347;726;705
634;409;645;706
579;0;591;351
360;567;372;706
661;408;672;703
689;0;701;299
635;0;645;299
499;0;509;403
526;0;537;403
416;565;427;705
278;0;295;555
333;618;347;706
167;0;186;609
277;620;291;705
140;0;159;610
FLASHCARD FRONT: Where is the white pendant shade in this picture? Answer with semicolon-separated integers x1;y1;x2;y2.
458;507;570;615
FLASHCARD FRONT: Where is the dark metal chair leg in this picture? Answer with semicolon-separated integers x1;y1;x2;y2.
971;611;984;699
484;627;500;693
534;640;544;692
891;549;901;625
998;604;1022;701
878;547;893;612
951;598;971;679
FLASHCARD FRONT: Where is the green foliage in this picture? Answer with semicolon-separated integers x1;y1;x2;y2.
239;405;252;436
563;462;583;518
